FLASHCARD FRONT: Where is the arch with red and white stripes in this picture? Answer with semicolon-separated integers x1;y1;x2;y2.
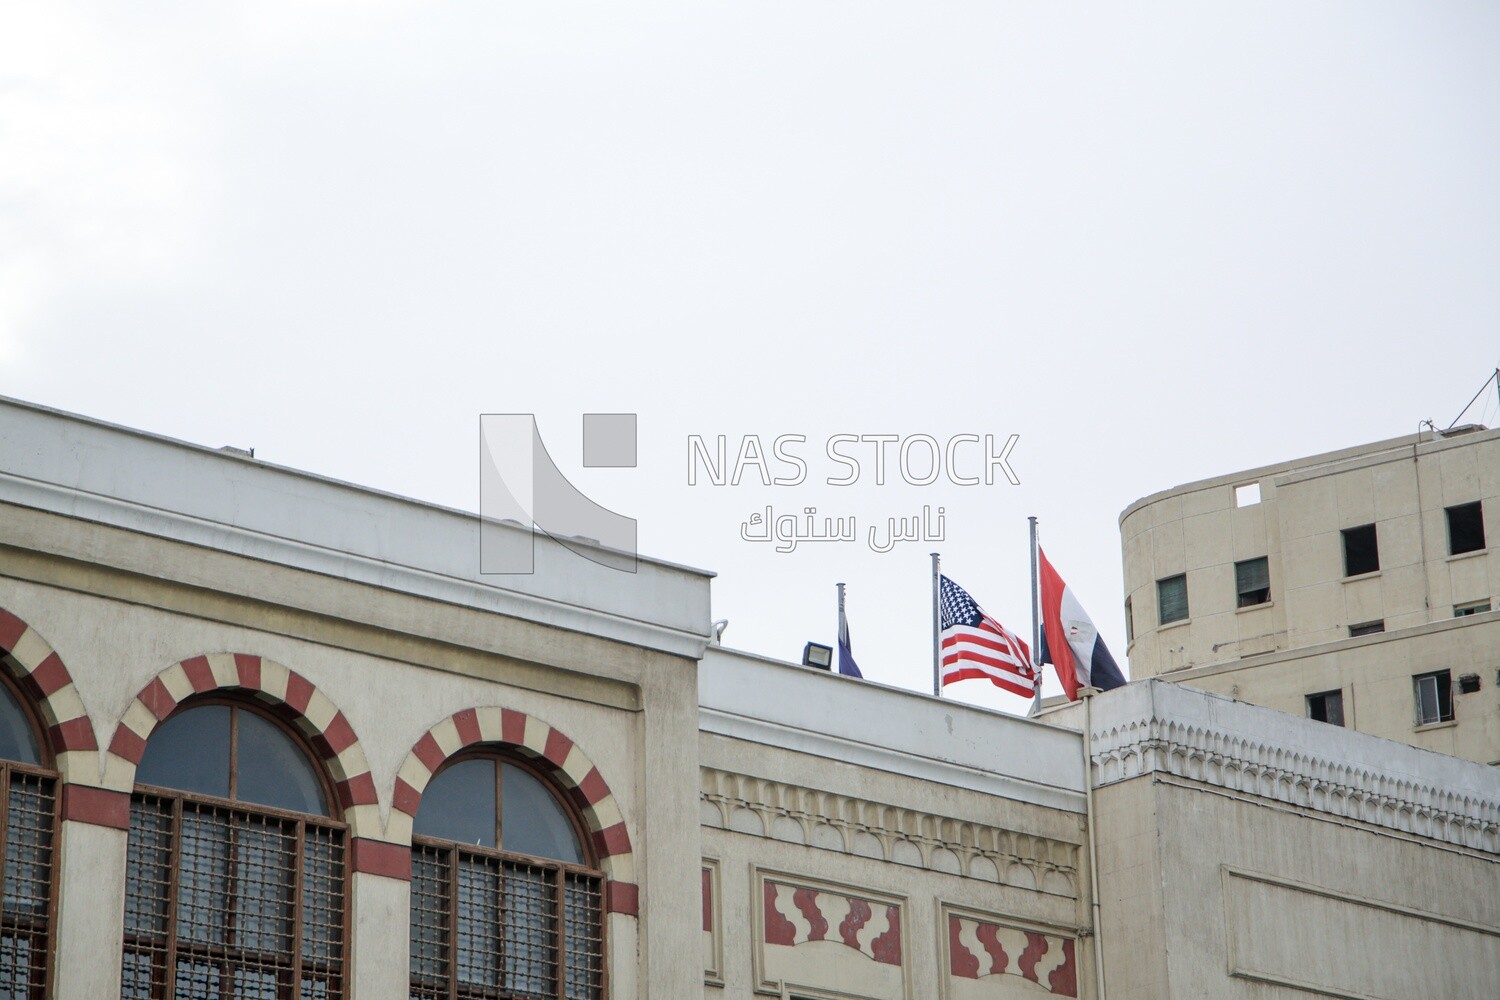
390;707;638;915
0;606;96;772
105;653;378;837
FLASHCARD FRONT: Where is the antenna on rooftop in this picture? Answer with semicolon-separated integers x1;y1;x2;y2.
1444;367;1500;432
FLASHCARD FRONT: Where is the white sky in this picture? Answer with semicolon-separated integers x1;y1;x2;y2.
4;3;1499;713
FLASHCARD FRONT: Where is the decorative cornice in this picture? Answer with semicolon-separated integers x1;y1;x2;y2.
700;767;1079;898
1090;698;1500;855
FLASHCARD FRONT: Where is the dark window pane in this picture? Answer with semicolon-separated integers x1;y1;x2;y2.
415;759;496;848
502;764;584;864
137;705;231;799
236;710;328;816
1447;502;1486;555
1342;524;1379;576
1350;620;1384;637
1235;557;1271;607
1307;691;1344;726
1157;575;1188;625
0;683;39;766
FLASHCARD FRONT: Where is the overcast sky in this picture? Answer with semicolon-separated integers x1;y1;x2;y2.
4;3;1498;713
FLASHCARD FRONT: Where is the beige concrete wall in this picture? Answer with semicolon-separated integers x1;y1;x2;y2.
1090;780;1167;1000
1143;614;1500;765
1148;778;1500;999
53;820;128;998
0;515;703;999
1120;428;1500;764
1080;680;1500;1000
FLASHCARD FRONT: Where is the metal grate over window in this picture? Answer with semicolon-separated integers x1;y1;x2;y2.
410;841;604;1000
0;767;55;1000
122;794;345;1000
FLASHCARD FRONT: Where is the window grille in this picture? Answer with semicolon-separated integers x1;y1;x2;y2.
122;794;345;1000
409;842;603;1000
0;766;54;1000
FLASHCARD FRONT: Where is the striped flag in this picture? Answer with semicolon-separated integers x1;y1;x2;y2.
1038;548;1125;701
938;574;1037;697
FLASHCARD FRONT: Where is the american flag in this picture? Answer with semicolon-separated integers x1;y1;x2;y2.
939;574;1037;698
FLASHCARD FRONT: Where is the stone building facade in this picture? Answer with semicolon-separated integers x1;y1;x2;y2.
1120;425;1500;765
0;396;1495;999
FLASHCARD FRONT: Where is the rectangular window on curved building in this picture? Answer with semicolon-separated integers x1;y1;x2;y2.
1413;670;1453;726
1235;557;1271;608
1342;524;1379;576
1306;690;1344;726
1446;502;1486;555
1157;574;1188;625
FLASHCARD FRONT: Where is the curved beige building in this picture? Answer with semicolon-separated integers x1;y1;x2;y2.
1121;425;1500;764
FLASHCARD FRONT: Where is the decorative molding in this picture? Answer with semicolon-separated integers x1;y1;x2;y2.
701;767;1079;898
702;858;724;987
106;653;379;837
750;867;910;999
0;605;97;777
942;904;1078;998
60;784;129;830
390;707;638;896
1090;714;1500;854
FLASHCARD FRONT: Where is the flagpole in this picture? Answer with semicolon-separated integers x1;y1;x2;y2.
930;552;941;697
1082;686;1108;1000
1029;517;1043;716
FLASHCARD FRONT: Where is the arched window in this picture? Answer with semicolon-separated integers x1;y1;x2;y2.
410;753;604;1000
121;701;346;1000
0;663;55;1000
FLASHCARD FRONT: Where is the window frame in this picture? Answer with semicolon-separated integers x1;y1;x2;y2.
1234;556;1271;608
122;697;349;1000
1305;689;1344;727
1156;574;1189;626
132;699;341;814
1412;670;1454;726
409;750;608;1000
0;663;59;1000
1341;523;1380;577
1446;502;1487;556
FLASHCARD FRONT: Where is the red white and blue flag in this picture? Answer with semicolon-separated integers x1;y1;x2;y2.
938;574;1037;698
1038;547;1126;701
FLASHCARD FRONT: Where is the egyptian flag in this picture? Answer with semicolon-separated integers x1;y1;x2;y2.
1038;548;1126;701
